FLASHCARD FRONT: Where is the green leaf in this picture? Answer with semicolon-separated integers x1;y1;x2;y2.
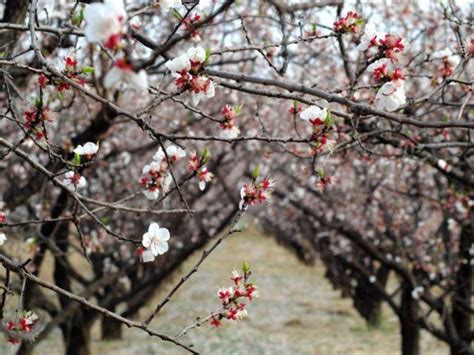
72;153;81;165
324;109;332;127
242;261;250;274
82;66;95;74
101;216;110;225
234;104;243;115
171;8;183;20
443;113;449;122
252;165;260;179
201;147;210;163
72;8;84;26
34;97;41;107
204;48;212;64
317;168;325;178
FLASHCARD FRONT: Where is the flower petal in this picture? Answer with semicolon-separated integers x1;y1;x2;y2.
157;228;170;241
156;241;169;255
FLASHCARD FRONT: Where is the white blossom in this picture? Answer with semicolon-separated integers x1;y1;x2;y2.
239;186;246;210
73;142;99;156
432;49;460;67
191;77;215;105
0;232;6;246
165;54;191;76
356;23;378;51
62;171;87;191
437;159;451;172
154;145;187;163
375;80;406;111
367;58;392;72
104;64;148;91
142;249;156;263
187;46;206;63
411;286;424;300
300;106;327;121
220;126;240;139
142;222;170;262
84;0;126;44
143;189;160;200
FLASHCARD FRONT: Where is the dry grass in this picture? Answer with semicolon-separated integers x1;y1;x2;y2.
2;227;448;354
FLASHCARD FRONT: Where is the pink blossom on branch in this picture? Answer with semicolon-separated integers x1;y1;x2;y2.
239;177;275;210
333;11;364;34
197;166;214;191
209;263;258;328
220;104;241;139
62;171;87;191
4;311;40;345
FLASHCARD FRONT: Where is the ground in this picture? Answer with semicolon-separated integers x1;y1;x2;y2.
4;226;448;354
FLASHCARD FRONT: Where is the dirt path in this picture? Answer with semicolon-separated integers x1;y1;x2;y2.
28;227;447;355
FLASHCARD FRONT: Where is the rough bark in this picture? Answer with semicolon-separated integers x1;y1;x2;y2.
354;265;390;327
101;313;123;340
0;0;29;57
400;285;420;355
450;220;473;355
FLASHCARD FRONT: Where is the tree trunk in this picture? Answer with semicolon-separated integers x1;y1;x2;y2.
101;315;123;340
450;221;473;355
354;265;390;327
61;314;93;355
400;286;420;355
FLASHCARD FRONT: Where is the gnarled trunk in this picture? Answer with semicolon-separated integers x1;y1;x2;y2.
61;312;94;355
400;285;420;355
354;265;390;327
101;315;123;340
450;221;473;355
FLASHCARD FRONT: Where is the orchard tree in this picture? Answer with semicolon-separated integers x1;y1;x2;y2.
0;0;472;355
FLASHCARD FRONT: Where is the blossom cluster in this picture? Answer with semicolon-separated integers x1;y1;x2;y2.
165;46;216;105
5;311;39;345
239;175;275;210
220;104;241;139
140;145;186;200
187;149;214;191
356;22;408;112
38;56;92;98
367;58;406;112
210;263;258;328
83;0;148;91
61;142;99;191
431;49;460;79
299;106;336;153
23;102;52;140
183;13;202;42
357;23;406;60
313;169;334;192
333;11;364;34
